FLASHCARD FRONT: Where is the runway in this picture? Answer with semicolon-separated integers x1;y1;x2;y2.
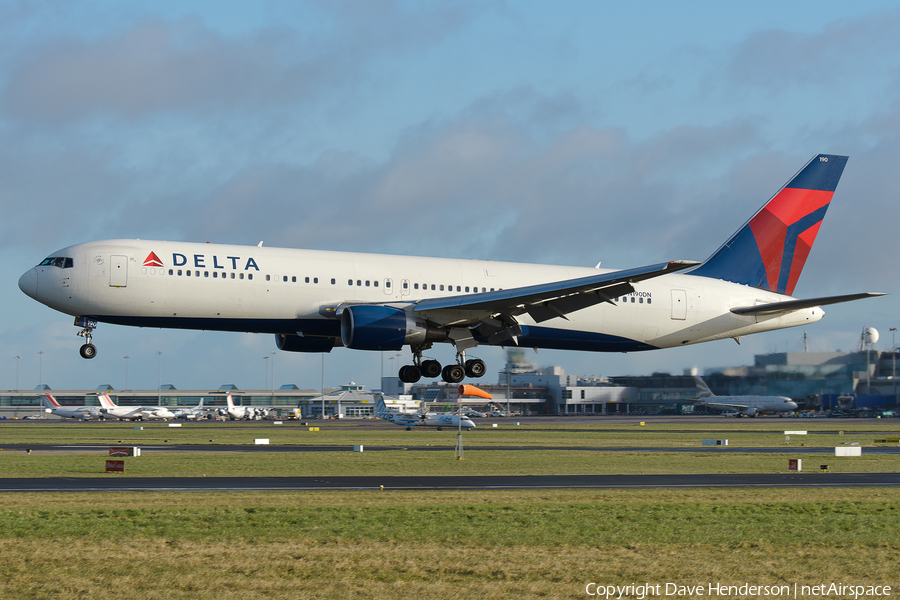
1;472;898;492
4;443;900;454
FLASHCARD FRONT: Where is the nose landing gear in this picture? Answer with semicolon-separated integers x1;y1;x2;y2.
75;317;98;359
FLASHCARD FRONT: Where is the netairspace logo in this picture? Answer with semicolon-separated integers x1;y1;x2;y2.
584;582;892;599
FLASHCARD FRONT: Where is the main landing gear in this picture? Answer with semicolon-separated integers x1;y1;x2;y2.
397;346;486;384
75;317;98;359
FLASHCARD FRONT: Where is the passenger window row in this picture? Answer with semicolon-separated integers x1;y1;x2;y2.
163;268;500;294
413;283;493;293
615;296;652;304
168;269;253;280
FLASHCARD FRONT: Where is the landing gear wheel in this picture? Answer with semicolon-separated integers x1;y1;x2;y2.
79;343;97;359
465;359;486;378
421;359;442;379
441;364;465;384
399;364;421;383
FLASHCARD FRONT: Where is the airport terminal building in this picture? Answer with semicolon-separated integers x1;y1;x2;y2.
2;349;898;419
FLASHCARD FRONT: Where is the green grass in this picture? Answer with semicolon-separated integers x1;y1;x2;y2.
0;489;897;599
2;419;898;448
2;449;898;477
1;420;898;599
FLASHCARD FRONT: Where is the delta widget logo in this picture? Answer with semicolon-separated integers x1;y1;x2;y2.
143;252;164;267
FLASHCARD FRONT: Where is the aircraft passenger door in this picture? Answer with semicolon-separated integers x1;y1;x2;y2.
670;289;686;320
401;279;411;298
109;255;128;288
383;278;393;295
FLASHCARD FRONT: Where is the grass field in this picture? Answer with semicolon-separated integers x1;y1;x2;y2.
2;418;899;447
2;449;899;477
1;420;897;599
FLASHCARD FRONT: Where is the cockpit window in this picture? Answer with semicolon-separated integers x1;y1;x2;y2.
39;257;73;269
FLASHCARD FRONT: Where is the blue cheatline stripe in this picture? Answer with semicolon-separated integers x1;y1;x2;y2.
776;203;829;294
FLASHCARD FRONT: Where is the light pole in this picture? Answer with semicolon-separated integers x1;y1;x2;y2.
123;356;130;390
388;353;402;394
891;328;897;378
892;327;897;399
270;351;276;404
15;356;20;391
38;351;44;391
506;368;511;416
157;351;162;405
37;350;45;419
263;355;270;390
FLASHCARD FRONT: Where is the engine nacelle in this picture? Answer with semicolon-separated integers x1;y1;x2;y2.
742;407;759;417
340;305;445;350
275;334;336;353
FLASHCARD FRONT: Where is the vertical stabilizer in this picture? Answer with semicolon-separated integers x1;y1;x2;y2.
691;154;848;295
41;393;61;408
693;376;715;400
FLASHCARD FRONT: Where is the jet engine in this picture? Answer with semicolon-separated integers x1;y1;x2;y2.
275;334;336;353
742;407;759;417
340;305;446;350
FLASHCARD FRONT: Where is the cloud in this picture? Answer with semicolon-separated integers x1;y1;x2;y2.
726;10;900;93
1;3;481;124
136;107;768;271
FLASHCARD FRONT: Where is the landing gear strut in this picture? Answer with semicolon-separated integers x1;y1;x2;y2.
397;344;429;384
75;317;98;359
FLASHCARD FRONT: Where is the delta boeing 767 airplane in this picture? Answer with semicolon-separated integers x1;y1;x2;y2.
18;154;883;383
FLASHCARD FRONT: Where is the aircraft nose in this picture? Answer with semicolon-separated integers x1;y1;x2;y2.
18;268;37;299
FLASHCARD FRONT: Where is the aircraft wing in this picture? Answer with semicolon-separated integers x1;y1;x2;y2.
413;260;699;325
731;292;885;316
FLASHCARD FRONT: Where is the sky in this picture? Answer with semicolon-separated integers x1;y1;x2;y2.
2;0;899;393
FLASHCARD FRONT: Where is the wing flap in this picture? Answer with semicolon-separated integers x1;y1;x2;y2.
525;282;635;323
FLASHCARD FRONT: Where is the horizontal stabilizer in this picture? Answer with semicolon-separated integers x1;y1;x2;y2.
731;292;885;316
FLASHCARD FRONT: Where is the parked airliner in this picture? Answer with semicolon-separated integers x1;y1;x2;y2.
692;376;798;417
375;395;476;430
221;392;270;420
97;393;176;421
18;154;882;383
171;398;207;420
40;393;103;421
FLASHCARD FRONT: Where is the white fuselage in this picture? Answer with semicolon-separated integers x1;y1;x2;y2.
17;239;824;353
377;411;476;429
171;402;206;419
95;394;176;421
702;395;799;415
103;406;176;421
44;405;102;420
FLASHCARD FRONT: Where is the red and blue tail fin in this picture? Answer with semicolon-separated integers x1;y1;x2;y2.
691;154;848;295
